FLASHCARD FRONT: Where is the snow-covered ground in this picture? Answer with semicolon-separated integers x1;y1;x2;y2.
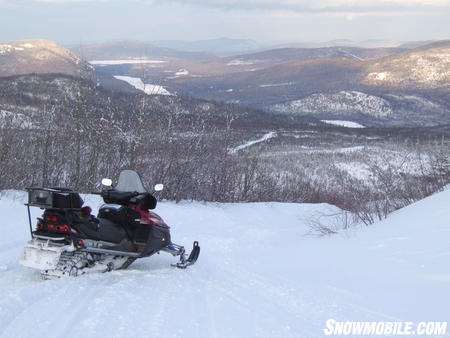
114;76;171;95
0;189;449;338
227;59;256;66
321;120;365;128
259;82;295;88
0;43;34;54
175;69;189;77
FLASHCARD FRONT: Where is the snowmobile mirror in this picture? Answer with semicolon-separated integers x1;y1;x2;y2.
101;178;113;187
154;184;164;192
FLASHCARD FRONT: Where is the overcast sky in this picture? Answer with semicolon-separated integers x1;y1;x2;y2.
0;0;449;44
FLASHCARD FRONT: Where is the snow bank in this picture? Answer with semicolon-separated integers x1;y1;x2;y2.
0;189;449;337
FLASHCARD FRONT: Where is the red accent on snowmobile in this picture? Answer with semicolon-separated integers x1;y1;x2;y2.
127;204;170;229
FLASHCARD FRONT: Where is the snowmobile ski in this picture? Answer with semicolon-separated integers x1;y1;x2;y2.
161;241;200;269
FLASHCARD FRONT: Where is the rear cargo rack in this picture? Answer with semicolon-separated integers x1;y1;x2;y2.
25;187;84;238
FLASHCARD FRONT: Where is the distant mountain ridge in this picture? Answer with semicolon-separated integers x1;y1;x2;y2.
67;40;216;61
150;38;265;56
160;40;450;126
1;38;448;128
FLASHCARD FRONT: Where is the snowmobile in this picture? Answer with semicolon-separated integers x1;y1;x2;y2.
19;170;200;279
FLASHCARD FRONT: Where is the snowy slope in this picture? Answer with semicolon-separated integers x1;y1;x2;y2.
0;189;449;338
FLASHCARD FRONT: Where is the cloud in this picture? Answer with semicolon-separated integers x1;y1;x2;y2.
23;0;450;4
147;0;450;13
17;0;450;14
28;0;113;2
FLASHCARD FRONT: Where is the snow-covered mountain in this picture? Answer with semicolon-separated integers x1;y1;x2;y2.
2;39;448;127
272;91;393;119
160;40;449;126
0;188;449;337
0;39;93;77
364;40;450;89
270;90;448;126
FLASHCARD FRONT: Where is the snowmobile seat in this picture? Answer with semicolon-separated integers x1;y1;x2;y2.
70;212;100;232
98;204;140;226
91;217;128;244
98;204;123;221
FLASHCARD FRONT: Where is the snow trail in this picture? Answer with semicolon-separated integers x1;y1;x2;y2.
0;190;449;337
229;132;277;154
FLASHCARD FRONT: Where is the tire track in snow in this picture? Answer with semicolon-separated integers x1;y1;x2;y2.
204;264;398;337
198;268;219;338
0;276;111;338
210;267;316;337
0;271;47;337
0;240;24;254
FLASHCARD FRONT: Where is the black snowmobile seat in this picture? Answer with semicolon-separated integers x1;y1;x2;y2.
73;213;127;244
98;204;124;222
70;210;99;231
95;217;128;243
98;204;141;236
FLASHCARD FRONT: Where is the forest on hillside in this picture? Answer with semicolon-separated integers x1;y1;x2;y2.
1;74;449;231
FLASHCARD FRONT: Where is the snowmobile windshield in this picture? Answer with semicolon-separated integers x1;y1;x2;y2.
115;170;146;193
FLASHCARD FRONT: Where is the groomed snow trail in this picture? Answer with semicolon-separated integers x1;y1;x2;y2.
0;190;449;337
228;132;276;154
